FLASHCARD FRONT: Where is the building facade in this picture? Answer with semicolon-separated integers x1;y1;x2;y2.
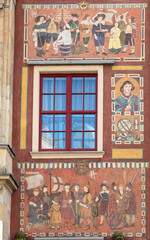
0;0;150;239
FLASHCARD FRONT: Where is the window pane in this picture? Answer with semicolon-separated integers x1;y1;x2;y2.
55;77;66;93
72;114;83;131
54;132;66;149
72;95;83;110
42;132;53;149
84;132;95;149
55;95;66;111
84;114;95;131
72;77;83;93
42;95;53;111
85;77;96;93
84;95;95;110
55;115;66;131
42;115;53;131
71;132;82;149
43;77;54;93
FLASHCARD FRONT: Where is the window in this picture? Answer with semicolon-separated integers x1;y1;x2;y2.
40;74;97;151
31;65;104;159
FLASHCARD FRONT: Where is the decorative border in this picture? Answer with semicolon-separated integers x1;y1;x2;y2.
22;3;147;62
111;73;144;144
22;4;148;9
20;67;28;150
18;161;148;238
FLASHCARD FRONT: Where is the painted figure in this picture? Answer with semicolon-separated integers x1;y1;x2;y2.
48;196;61;229
117;184;130;226
39;185;51;222
80;14;93;52
108;182;119;219
95;181;109;226
118;15;126;48
125;182;136;227
108;22;121;54
92;14;108;55
68;13;80;44
45;14;59;52
79;182;92;229
72;184;83;226
27;189;43;228
121;16;136;55
60;183;74;229
115;81;140;112
32;14;51;57
53;23;72;56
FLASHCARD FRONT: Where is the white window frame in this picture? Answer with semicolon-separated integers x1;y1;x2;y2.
31;65;105;159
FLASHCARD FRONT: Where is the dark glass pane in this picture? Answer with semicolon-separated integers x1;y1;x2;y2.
72;95;83;110
42;115;53;131
85;77;96;93
42;132;53;149
55;115;66;131
84;95;95;110
42;95;53;111
71;132;82;149
54;132;66;149
55;95;66;111
55;77;66;93
84;132;95;149
43;77;54;93
84;114;95;131
72;114;83;131
72;77;83;93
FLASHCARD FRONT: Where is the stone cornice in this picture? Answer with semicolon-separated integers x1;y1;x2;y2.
0;174;18;193
0;144;15;159
0;0;16;8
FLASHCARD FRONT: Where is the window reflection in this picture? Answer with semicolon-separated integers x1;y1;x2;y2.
72;114;83;131
43;77;54;93
55;77;66;93
72;95;83;110
71;132;83;149
85;77;96;93
54;132;66;149
72;77;83;93
55;115;66;131
42;115;53;131
42;132;53;149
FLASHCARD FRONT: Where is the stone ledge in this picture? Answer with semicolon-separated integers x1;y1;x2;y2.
30;151;105;159
0;174;18;193
0;144;15;159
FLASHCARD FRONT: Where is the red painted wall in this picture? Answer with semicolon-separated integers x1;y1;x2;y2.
11;0;150;239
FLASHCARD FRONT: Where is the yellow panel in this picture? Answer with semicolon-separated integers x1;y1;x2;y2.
112;66;143;71
20;67;28;149
112;149;143;159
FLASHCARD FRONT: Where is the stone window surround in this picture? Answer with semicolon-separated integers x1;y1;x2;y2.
31;65;105;159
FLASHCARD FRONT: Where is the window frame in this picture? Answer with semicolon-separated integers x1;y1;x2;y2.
39;73;97;151
31;65;104;159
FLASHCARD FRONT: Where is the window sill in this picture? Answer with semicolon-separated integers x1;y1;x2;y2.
30;151;105;159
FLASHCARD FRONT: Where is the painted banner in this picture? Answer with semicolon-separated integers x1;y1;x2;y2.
23;3;147;62
18;161;148;238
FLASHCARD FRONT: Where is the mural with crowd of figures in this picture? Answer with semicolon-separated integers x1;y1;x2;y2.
111;74;144;144
22;3;147;61
18;161;147;238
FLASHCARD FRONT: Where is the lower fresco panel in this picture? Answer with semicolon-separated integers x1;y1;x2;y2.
17;161;148;238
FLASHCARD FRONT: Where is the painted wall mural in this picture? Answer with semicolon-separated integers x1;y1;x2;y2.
22;3;147;62
17;161;148;238
111;73;144;144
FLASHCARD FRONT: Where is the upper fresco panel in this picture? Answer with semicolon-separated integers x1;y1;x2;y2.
22;3;147;62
